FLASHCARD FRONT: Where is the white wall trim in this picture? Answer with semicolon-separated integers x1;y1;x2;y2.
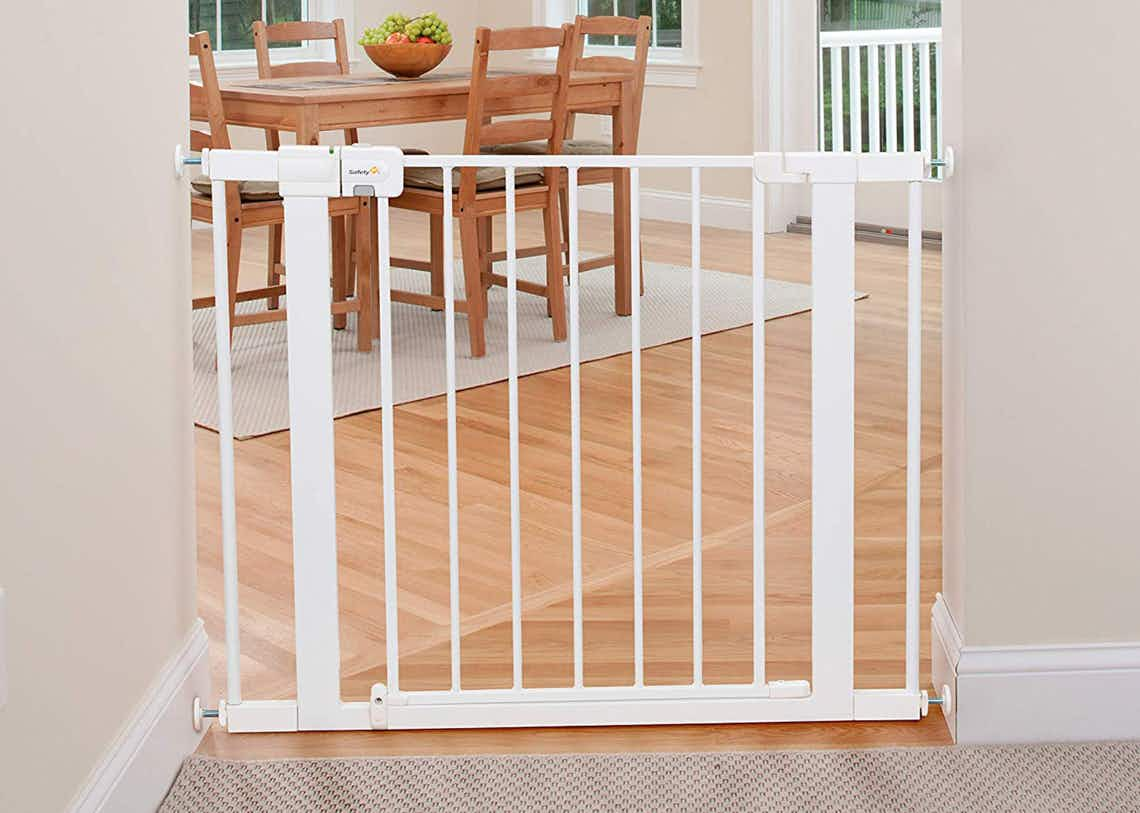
932;593;964;663
932;597;1140;745
959;641;1140;676
578;185;752;231
194;58;364;83
637;61;702;88
755;0;787;232
68;620;211;813
529;55;701;88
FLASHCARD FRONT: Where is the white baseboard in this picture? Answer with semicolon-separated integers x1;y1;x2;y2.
932;596;1140;745
69;620;211;813
577;185;753;232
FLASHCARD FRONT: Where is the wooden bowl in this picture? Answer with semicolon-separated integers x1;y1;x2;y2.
363;42;452;79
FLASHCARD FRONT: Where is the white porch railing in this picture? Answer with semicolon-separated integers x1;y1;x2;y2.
820;27;942;173
198;145;940;733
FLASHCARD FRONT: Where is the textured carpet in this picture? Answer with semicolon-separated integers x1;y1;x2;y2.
162;742;1140;812
192;258;847;438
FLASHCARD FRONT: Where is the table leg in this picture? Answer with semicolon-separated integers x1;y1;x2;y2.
295;106;320;147
611;83;634;317
331;215;348;330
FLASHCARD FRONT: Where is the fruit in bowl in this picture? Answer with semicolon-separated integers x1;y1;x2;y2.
359;12;453;78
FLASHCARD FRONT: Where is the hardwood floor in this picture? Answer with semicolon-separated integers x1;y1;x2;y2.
192;206;947;756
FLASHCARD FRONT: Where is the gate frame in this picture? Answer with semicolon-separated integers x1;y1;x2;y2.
199;146;936;733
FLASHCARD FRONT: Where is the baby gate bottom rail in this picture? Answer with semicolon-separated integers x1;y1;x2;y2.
196;145;940;733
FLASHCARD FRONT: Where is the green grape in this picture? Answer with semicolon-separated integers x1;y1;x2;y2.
361;11;450;45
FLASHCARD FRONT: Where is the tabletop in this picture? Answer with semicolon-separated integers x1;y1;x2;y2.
219;69;631;106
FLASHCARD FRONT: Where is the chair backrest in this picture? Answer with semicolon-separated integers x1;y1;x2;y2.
568;15;651;148
190;32;242;216
189;31;230;151
460;25;574;196
252;18;351;79
461;25;574;157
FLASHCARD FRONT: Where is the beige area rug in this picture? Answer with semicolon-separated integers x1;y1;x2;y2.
162;742;1140;812
193;258;852;438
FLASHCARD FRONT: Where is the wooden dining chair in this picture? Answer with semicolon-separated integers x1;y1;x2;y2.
485;15;651;288
387;25;575;358
189;31;374;351
252;17;358;322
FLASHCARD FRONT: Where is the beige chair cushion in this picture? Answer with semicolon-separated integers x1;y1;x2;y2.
482;139;613;157
403;165;547;193
190;176;281;203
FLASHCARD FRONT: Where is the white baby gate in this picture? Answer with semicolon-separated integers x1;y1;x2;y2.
196;144;945;733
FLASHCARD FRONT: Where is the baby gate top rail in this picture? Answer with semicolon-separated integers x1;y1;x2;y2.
198;146;942;734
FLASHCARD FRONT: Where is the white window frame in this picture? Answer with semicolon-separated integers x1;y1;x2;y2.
532;0;701;88
189;0;354;77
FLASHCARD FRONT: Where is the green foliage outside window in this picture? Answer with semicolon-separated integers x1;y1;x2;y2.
189;0;305;51
582;0;682;48
820;0;940;32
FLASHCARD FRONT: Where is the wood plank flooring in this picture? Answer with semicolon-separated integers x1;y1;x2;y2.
192;207;948;756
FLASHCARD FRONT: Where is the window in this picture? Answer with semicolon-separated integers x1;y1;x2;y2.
189;0;306;51
189;0;350;70
537;0;699;87
580;0;682;50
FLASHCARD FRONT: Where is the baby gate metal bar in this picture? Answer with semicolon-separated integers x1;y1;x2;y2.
200;145;936;733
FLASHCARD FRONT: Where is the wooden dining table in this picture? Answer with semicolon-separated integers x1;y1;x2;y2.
218;69;638;317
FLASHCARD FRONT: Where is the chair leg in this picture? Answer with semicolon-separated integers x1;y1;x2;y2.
430;214;445;311
332;215;348;330
459;215;486;358
355;199;374;352
478;216;493;313
267;223;283;310
559;185;571;270
543;191;568;342
640;237;646;296
226;220;243;349
345;215;357;297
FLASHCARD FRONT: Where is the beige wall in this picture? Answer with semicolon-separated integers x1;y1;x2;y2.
942;0;1140;646
0;2;198;811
